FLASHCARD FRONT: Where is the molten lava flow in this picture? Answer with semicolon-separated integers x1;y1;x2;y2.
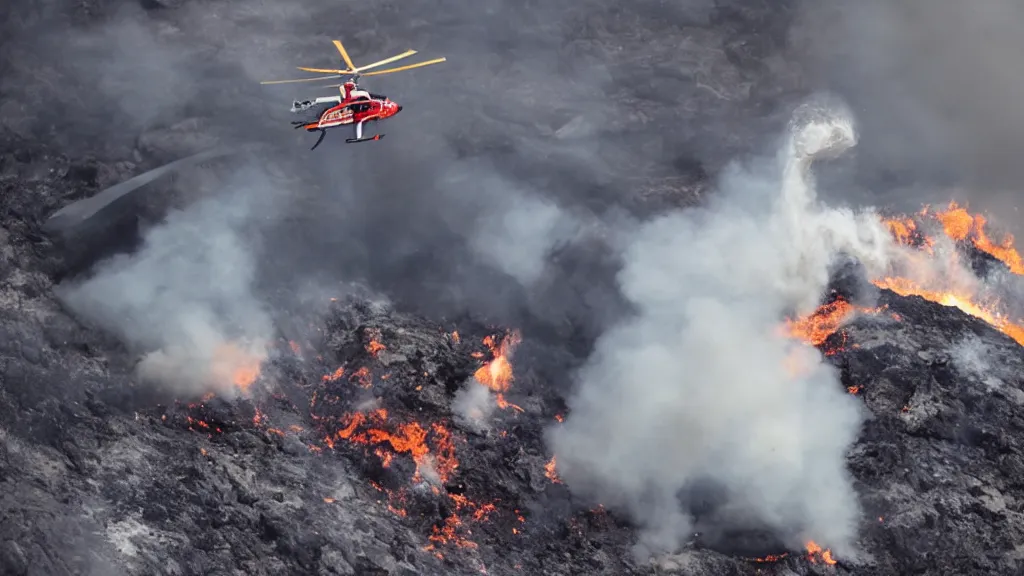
805;541;837;565
872;277;1024;346
785;299;857;346
335;408;457;485
473;331;524;411
784;297;883;356
877;202;1024;346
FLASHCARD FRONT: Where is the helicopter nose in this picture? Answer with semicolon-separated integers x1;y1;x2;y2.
396;105;403;113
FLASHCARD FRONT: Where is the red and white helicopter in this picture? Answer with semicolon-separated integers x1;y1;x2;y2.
260;39;446;149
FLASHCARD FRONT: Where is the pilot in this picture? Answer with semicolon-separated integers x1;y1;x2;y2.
342;81;371;102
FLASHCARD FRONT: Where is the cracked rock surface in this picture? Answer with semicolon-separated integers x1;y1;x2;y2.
3;1;1024;576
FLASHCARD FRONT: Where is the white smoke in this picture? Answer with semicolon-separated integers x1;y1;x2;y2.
56;167;277;397
547;96;898;558
452;382;498;433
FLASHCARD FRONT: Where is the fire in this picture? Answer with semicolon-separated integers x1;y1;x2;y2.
366;339;386;356
805;541;837;565
785;298;857;346
322;366;345;382
212;343;263;391
871;277;1024;345
931;201;1024;273
544;456;562;484
473;331;524;411
783;297;883;358
876;202;1024;347
350;366;373;388
334;408;457;485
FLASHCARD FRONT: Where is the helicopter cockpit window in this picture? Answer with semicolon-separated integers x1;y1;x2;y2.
369;93;386;100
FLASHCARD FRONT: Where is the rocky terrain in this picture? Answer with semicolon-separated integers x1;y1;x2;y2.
3;1;1024;576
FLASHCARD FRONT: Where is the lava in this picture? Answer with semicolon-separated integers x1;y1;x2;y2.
544;456;562;484
876;202;1024;346
473;331;524;411
930;201;1024;273
784;297;884;357
805;540;837;565
365;328;387;357
871;277;1024;346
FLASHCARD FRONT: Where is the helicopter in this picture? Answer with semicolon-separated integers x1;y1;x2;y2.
260;39;446;149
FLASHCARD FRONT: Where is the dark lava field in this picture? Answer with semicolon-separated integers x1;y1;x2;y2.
3;1;1024;575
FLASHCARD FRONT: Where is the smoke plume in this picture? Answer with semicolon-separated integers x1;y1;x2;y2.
55;167;277;397
547;97;897;558
794;0;1024;222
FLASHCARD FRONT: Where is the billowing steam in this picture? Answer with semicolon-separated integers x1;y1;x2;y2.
56;168;276;397
547;97;898;558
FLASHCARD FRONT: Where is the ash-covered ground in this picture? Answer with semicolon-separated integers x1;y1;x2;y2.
4;1;1024;576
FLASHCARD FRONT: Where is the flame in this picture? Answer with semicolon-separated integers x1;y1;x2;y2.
805;541;837;565
544;456;562;484
871;277;1024;346
350;366;373;388
784;299;857;346
366;340;386;356
212;343;262;391
916;200;1024;274
783;297;883;358
877;202;1024;346
334;408;457;485
322;366;345;382
473;331;524;411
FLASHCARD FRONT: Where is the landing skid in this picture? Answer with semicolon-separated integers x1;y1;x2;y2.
346;134;384;143
311;129;328;150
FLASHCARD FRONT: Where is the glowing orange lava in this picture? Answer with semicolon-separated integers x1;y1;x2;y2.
876;201;1024;346
805;541;837;565
473;331;524;411
544;456;562;484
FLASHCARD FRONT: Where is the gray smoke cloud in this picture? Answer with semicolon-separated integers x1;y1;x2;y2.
55;166;279;397
793;0;1024;223
547;98;897;558
33;0;600;393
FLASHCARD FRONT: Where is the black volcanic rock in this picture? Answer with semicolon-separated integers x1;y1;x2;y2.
3;0;1024;575
830;289;1024;576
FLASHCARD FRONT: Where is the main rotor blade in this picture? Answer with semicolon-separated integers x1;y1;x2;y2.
260;74;343;85
360;58;447;76
297;66;354;74
354;50;417;72
333;40;356;71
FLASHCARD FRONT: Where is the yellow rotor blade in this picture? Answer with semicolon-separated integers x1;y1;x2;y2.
297;66;353;74
333;40;356;71
354;50;417;72
360;57;447;76
260;74;343;85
